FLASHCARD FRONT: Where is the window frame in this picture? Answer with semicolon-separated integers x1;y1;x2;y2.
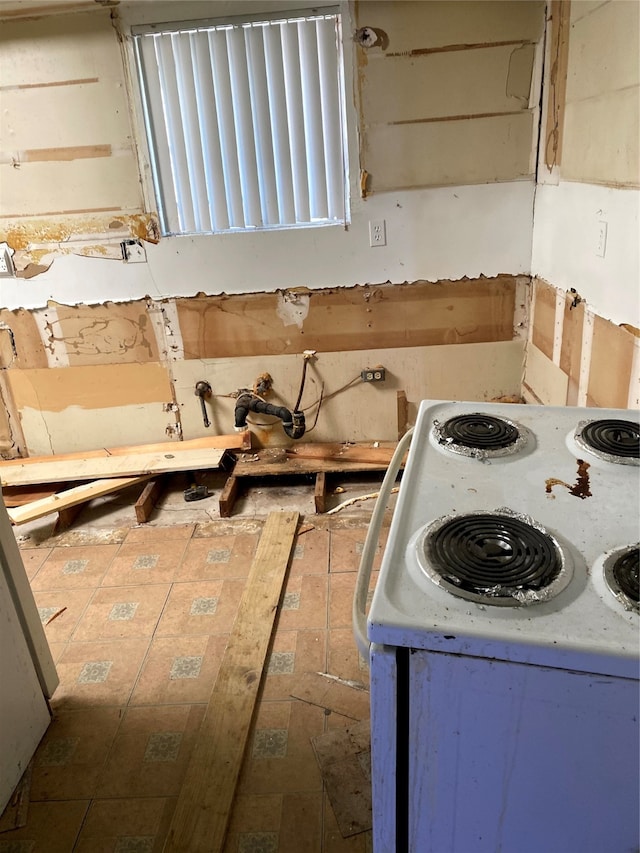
128;5;351;238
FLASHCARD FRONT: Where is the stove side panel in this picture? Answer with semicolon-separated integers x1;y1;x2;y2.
408;649;640;853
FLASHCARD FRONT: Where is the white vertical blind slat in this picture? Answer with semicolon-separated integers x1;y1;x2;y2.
245;25;279;226
281;21;310;223
316;18;345;221
137;35;180;234
155;34;195;232
263;23;296;224
227;27;262;227
298;20;328;220
175;33;211;232
209;29;245;228
191;31;229;231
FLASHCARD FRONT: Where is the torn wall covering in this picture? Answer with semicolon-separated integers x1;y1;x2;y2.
0;279;528;456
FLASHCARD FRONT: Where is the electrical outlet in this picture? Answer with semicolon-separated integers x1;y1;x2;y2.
0;242;15;278
369;219;386;247
596;221;607;258
120;239;147;263
361;367;386;382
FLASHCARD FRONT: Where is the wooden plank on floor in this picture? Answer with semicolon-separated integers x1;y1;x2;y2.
134;477;165;523
7;433;249;468
53;502;84;533
0;448;226;488
219;474;240;519
314;471;327;513
164;510;299;853
7;476;151;524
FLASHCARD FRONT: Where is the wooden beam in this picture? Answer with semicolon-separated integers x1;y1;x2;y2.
219;475;239;519
134;478;164;524
164;511;299;853
0;448;226;488
53;502;84;533
10;434;247;469
7;476;151;525
314;471;327;513
397;390;408;440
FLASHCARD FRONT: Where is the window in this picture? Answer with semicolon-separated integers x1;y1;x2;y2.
132;9;348;236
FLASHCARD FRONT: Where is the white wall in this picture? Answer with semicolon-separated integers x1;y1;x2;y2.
1;181;534;310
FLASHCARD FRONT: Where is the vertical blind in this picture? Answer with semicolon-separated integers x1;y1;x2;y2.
133;11;347;236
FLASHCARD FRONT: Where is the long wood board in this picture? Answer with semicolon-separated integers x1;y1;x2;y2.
6;476;151;525
0;448;227;488
7;432;250;468
163;511;299;853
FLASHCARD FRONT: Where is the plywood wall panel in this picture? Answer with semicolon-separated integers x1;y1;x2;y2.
0;156;142;217
522;344;568;406
566;0;639;102
356;1;544;52
364;112;534;191
0;308;48;369
2;82;132;151
587;316;635;408
0;10;123;86
7;362;172;412
361;45;533;125
51;301;159;366
175;279;517;360
531;279;556;359
562;88;640;186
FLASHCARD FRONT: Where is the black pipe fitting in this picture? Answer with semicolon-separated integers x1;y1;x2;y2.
234;391;306;440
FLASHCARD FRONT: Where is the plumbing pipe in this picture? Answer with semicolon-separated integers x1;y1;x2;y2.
234;392;306;440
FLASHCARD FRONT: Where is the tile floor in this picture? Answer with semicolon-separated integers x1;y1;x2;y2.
1;510;389;853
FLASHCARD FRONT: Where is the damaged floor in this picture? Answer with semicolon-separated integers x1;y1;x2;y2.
1;470;394;853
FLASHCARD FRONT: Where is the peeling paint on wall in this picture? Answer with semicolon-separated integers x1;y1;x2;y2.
276;291;311;329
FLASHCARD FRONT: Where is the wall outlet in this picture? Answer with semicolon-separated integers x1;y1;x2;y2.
0;243;15;277
369;219;386;247
121;239;147;263
596;221;607;258
361;367;386;382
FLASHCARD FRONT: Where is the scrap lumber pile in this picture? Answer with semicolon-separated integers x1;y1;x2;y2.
0;432;250;527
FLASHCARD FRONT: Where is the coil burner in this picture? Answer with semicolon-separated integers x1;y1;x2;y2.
575;419;640;466
433;414;527;459
603;546;640;613
418;511;571;606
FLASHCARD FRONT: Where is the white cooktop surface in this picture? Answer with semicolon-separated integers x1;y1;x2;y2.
367;401;640;677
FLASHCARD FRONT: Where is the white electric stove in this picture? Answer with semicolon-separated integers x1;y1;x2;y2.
355;401;640;853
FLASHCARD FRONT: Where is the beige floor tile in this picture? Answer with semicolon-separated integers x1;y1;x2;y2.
155;578;245;637
176;533;259;581
130;633;228;705
0;800;89;853
262;629;327;701
277;573;328;631
238;701;325;795
71;584;171;641
30;545;120;591
74;797;176;853
328;628;370;686
51;638;151;710
279;792;323;853
30;707;122;801
124;523;195;544
329;571;378;629
33;587;93;644
288;529;330;576
20;546;53;580
100;540;190;587
329;528;387;574
223;793;283;853
96;704;205;798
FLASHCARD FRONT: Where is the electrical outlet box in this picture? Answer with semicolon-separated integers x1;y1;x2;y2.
0;243;15;278
361;367;386;382
120;239;147;263
369;219;386;247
